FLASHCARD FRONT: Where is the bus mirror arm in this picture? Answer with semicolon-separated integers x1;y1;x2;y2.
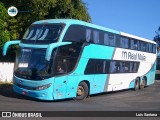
2;40;20;56
45;42;72;61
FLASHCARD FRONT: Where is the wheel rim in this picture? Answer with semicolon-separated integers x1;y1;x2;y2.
77;86;84;96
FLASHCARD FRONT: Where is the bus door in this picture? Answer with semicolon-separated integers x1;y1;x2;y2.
53;56;68;99
54;76;68;99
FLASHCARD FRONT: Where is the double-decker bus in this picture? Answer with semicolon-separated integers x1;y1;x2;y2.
3;19;157;100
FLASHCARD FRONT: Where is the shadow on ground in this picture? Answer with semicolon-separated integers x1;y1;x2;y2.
0;75;160;102
0;83;73;102
155;74;160;80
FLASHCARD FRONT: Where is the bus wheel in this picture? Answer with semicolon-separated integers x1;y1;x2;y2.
74;82;89;100
140;78;146;89
134;78;140;91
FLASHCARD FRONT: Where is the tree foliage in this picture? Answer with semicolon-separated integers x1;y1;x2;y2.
0;2;10;49
1;0;90;38
0;0;91;61
154;27;160;51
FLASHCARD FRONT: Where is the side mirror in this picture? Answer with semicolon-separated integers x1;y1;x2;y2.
3;40;20;56
45;42;72;61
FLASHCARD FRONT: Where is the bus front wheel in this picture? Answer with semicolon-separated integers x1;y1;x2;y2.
74;82;89;100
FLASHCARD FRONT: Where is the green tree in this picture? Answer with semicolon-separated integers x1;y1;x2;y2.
0;0;91;61
0;2;10;49
1;0;90;39
154;27;160;50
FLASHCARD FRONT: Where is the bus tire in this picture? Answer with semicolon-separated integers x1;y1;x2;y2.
74;82;89;100
140;77;147;89
134;78;140;91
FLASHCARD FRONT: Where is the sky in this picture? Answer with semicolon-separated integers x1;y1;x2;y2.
83;0;160;40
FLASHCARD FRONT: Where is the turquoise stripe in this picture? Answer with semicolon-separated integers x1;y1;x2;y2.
19;43;48;48
3;40;20;56
33;19;120;35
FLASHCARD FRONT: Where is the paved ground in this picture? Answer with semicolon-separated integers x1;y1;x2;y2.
0;80;160;119
0;80;160;111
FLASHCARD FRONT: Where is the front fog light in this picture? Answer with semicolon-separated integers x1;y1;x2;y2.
36;83;52;90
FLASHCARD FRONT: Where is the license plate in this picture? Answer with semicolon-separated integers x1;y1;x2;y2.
22;91;28;95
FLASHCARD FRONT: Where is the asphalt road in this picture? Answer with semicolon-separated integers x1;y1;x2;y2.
0;80;160;119
0;80;160;111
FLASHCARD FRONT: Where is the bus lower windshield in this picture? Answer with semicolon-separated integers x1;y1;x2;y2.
14;48;50;80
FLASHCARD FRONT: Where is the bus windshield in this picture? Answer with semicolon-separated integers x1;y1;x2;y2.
22;24;64;44
14;48;51;80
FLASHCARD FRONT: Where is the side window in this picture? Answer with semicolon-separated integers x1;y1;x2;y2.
54;44;82;76
130;62;139;73
140;42;146;52
105;60;110;73
104;33;109;45
108;33;116;46
120;37;129;49
137;41;140;50
149;43;153;53
93;30;99;44
64;25;85;42
130;39;138;50
146;43;149;52
86;29;92;42
115;35;121;47
84;59;95;74
133;62;139;72
95;60;105;74
99;31;104;44
153;44;156;53
129;62;133;73
109;61;139;73
110;61;120;73
119;62;130;73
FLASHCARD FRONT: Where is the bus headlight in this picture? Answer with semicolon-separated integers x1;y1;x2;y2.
36;83;52;91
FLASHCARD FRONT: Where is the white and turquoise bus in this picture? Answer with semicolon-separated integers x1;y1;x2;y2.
3;19;157;100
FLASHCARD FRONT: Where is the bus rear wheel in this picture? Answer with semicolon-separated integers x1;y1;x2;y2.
134;78;140;91
140;78;146;89
74;82;89;100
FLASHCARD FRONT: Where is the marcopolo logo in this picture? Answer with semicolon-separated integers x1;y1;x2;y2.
8;6;18;17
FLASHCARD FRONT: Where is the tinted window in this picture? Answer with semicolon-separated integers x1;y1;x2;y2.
104;33;109;45
149;43;153;52
153;44;156;53
108;33;116;46
95;60;105;74
53;43;82;76
93;30;99;44
86;29;92;42
99;31;104;44
64;25;85;42
120;37;129;49
140;42;146;52
85;59;139;74
110;61;118;73
130;39;138;50
84;59;95;74
146;43;149;52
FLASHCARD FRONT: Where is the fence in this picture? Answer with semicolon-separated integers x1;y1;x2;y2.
0;62;14;82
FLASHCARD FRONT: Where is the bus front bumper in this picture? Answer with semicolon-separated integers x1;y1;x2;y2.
13;85;54;100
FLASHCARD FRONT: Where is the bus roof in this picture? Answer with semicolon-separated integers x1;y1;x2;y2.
33;19;156;44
